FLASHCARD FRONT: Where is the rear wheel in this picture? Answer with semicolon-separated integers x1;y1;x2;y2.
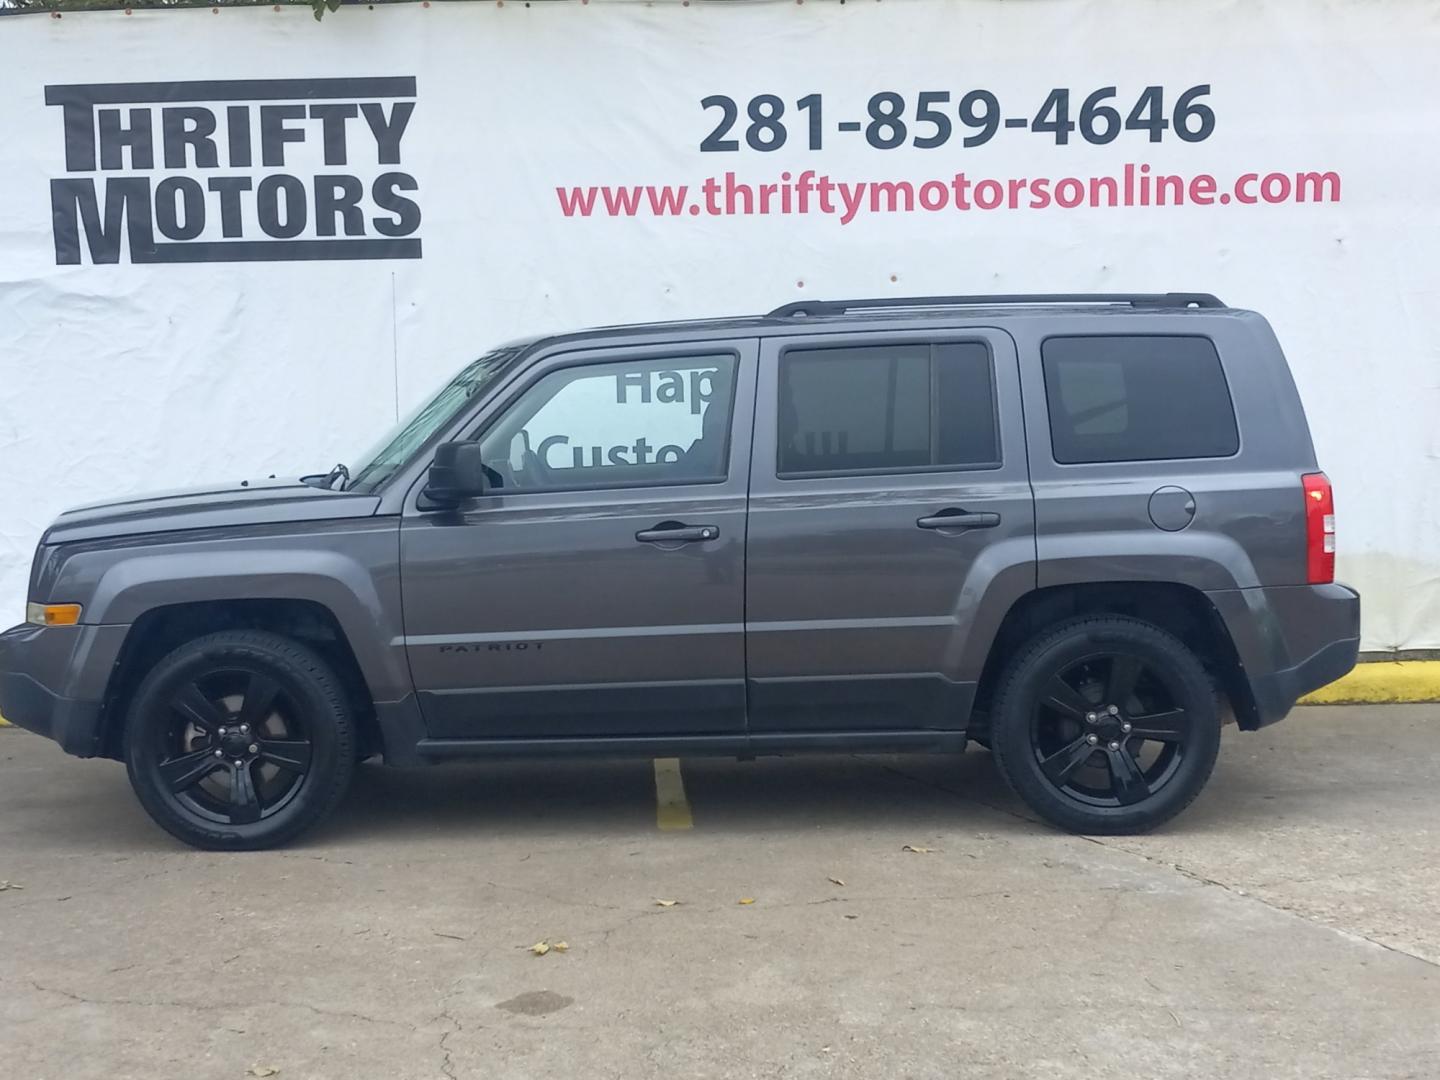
989;616;1220;834
123;630;355;850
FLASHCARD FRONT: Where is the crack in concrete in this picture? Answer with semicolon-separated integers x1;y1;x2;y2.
429;979;475;1080
1078;841;1440;970
26;979;418;1030
274;852;356;867
598;906;667;945
1241;861;1424;891
482;878;623;913
435;1007;460;1080
4;862;196;913
869;758;1440;973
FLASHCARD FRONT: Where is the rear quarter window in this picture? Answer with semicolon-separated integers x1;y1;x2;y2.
1041;335;1239;464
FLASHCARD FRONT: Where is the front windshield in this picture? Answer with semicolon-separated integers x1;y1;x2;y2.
347;349;516;493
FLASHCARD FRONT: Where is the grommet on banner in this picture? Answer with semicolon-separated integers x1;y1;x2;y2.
796;280;805;289
890;274;898;283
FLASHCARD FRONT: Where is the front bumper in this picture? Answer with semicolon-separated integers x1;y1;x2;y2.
0;622;128;757
1207;583;1361;729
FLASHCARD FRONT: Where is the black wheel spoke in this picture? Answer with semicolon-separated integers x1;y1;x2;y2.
1128;708;1187;742
227;762;262;825
237;673;282;732
1106;655;1143;709
173;682;225;735
159;748;223;794
1025;633;1206;818
1042;675;1093;720
1104;746;1152;805
257;739;312;774
1039;736;1097;786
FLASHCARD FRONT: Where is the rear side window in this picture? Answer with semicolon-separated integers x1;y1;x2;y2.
778;342;999;476
1041;336;1238;464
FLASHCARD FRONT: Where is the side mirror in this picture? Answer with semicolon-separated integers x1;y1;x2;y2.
424;441;489;506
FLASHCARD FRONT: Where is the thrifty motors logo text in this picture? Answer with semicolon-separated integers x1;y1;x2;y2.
46;77;422;265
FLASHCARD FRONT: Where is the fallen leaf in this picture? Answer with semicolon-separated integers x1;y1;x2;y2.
552;941;569;953
529;941;551;956
0;881;23;892
654;899;680;908
843;914;859;920
901;845;936;854
432;931;466;941
738;897;755;905
246;1068;280;1078
828;877;846;887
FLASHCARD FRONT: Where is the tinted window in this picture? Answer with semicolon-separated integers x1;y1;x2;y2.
778;342;998;476
478;354;737;491
1041;336;1238;464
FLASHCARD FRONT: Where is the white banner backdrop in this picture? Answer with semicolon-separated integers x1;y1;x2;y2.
0;0;1436;651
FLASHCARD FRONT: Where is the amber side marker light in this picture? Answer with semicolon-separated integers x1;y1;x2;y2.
26;603;83;627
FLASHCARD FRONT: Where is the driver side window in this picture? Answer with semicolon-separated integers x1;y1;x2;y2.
478;354;738;492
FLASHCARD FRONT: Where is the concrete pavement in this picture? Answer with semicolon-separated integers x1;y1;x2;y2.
1;705;1437;1079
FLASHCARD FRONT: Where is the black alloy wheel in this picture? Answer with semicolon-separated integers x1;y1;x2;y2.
125;631;355;850
151;669;313;826
1030;651;1191;808
990;616;1221;834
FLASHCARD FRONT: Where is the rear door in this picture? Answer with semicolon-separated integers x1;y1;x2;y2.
745;328;1035;733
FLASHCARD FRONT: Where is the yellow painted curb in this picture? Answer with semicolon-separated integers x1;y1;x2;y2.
1300;661;1440;705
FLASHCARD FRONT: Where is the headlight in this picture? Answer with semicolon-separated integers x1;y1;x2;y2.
26;602;82;627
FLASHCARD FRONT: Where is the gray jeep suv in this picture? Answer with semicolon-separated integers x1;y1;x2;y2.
0;293;1360;849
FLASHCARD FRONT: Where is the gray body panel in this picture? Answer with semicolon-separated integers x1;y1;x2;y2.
744;326;1034;731
0;299;1360;763
28;518;411;704
399;338;759;738
41;479;380;546
1014;311;1314;593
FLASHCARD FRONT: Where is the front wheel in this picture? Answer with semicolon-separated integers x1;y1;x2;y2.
124;630;356;850
989;616;1221;835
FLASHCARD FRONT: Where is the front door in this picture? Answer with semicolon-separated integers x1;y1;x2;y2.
400;339;757;740
745;328;1035;733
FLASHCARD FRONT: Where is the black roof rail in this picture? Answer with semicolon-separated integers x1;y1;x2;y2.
766;293;1226;319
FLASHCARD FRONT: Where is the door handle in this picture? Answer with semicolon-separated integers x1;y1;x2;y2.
635;522;720;544
916;509;1002;530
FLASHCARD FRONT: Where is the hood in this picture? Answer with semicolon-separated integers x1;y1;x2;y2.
42;477;382;545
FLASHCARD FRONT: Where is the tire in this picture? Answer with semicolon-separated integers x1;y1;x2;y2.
123;630;356;850
989;616;1221;835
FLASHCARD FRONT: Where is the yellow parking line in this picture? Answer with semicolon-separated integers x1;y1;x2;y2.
653;758;693;831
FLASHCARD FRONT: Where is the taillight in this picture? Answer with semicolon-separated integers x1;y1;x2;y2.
1302;472;1335;584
